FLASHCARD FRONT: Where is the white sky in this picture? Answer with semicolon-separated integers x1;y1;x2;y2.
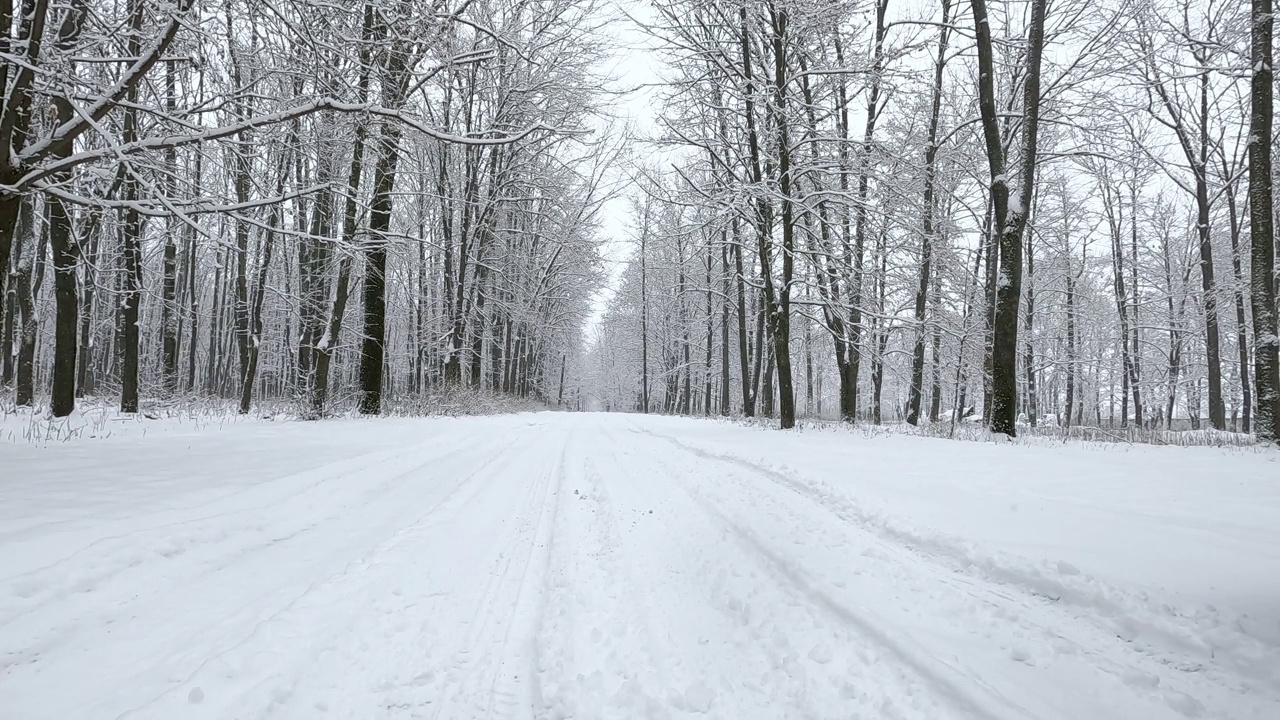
583;0;662;340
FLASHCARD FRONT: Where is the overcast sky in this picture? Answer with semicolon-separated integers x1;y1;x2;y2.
583;0;663;338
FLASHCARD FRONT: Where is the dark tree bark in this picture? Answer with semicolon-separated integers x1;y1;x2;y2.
1128;184;1143;427
871;233;889;424
733;219;753;416
298;132;334;392
118;0;146;414
76;212;100;397
225;14;254;409
738;2;774;421
765;3;797;429
1023;227;1037;427
831;37;855;422
557;355;566;407
358;37;409;416
981;203;997;423
312;3;376;416
848;1;889;423
720;238;731;415
796;54;848;422
2;264;14;385
908;0;950;425
1160;224;1185;428
48;192;77;417
119;196;143;413
704;242;714;415
1222;166;1250;432
639;209;650;414
13;199;39;407
47;1;86;416
239;139;293;414
804;319;813;416
1249;0;1280;443
1063;212;1078;428
160;60;179;396
1103;181;1138;428
0;0;50;333
761;342;775;418
1147;34;1226;429
183;146;202;393
206;246;225;394
929;263;944;422
970;0;1046;437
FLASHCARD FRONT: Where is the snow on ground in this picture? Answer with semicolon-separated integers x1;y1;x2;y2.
1;412;1277;719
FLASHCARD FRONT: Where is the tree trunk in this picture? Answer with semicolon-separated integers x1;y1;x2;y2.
971;0;1046;436
159;61;179;396
206;246;224;395
1195;70;1226;429
640;206;650;413
48;194;77;416
1249;0;1280;442
704;244;714;415
1023;226;1037;427
312;4;376;416
358;50;408;416
184;149;203;393
1223;165;1252;433
766;4;796;429
557;355;566;407
1064;246;1078;428
720;239;731;415
119;185;143;412
298;151;333;393
44;5;85;415
1129;184;1144;427
1105;185;1138;428
118;0;146;413
908;0;950;426
13;199;38;407
928;267;944;422
76;213;100;397
733;219;753;416
239;143;292;414
848;3;889;424
981;204;997;423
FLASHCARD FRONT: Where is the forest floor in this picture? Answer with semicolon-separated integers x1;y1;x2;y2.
2;411;1278;720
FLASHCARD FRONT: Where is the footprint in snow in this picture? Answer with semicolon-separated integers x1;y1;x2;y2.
1009;645;1035;665
807;644;834;664
681;683;716;713
1163;690;1205;718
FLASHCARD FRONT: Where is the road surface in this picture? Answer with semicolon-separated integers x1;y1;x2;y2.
2;412;1277;719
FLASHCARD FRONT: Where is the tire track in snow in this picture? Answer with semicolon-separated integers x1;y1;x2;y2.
582;421;978;720
112;431;526;720
2;430;512;677
622;427;1020;720
4;428;525;720
534;431;682;719
222;426;548;720
632;423;1276;720
2;426;498;615
635;425;1267;663
425;425;568;720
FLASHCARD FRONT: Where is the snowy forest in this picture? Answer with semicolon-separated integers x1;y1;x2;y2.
1;0;617;420
5;2;1280;717
3;0;1280;442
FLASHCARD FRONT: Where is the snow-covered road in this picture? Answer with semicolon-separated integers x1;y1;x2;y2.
2;413;1277;719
